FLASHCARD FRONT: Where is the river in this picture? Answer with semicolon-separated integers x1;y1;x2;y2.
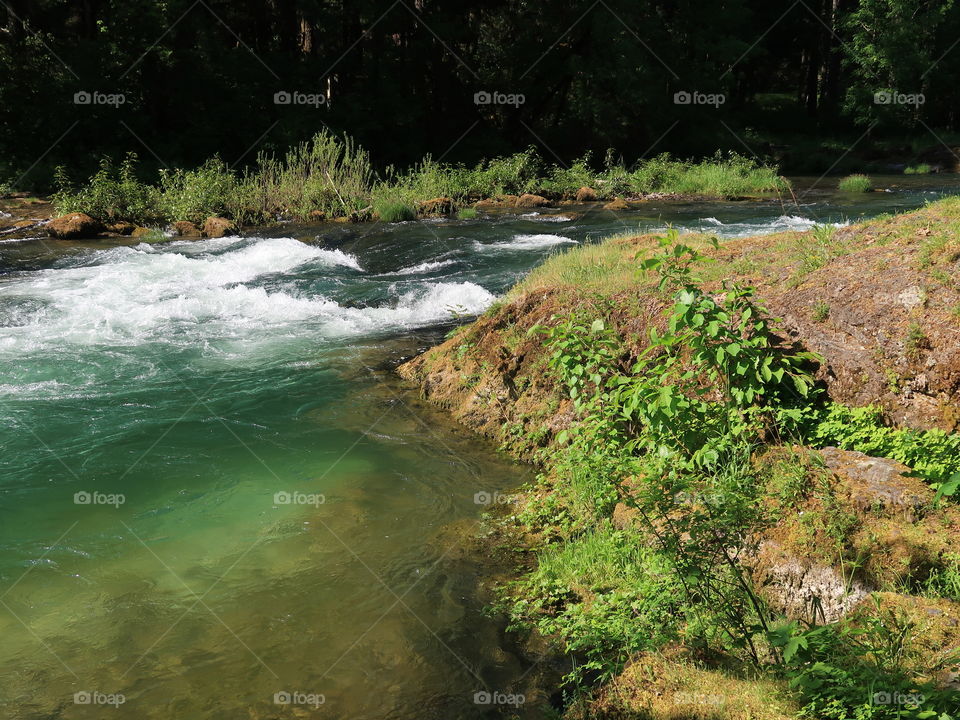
1;175;959;719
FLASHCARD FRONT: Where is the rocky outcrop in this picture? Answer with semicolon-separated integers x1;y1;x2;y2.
46;212;104;239
716;209;960;431
202;216;238;238
749;540;872;624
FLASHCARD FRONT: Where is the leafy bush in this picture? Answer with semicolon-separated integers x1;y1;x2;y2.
839;173;873;192
158;158;244;225
52;153;163;224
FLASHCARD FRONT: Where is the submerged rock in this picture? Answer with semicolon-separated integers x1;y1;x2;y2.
47;212;104;239
602;197;631;211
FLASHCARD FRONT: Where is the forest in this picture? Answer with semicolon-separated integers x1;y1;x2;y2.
2;0;959;187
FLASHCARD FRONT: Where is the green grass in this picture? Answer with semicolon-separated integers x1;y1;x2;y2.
838;173;873;192
904;163;933;175
457;207;478;220
373;198;416;222
52;137;789;227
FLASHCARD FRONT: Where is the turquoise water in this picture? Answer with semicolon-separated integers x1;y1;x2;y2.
1;175;959;719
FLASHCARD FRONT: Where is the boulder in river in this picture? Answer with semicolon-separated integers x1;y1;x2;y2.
106;221;136;236
202;217;238;238
418;197;453;215
603;197;632;211
47;212;104;239
515;193;551;208
173;221;201;237
575;186;598;202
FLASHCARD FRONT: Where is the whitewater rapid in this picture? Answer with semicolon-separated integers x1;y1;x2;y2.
0;236;495;354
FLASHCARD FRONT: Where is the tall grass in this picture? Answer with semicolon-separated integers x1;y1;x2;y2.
52;137;788;227
838;173;872;192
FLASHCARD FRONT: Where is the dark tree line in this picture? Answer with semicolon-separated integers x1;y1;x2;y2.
2;0;959;186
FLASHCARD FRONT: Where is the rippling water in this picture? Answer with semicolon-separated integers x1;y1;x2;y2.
2;176;959;719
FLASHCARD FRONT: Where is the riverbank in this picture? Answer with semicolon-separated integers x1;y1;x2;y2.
398;198;960;718
41;132;787;232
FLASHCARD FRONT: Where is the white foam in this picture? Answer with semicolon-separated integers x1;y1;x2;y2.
0;236;493;357
392;259;458;275
476;234;577;252
315;282;495;335
0;237;365;350
520;213;573;223
686;215;849;239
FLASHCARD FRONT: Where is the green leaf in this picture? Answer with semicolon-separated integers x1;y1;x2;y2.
591;319;605;333
934;471;960;504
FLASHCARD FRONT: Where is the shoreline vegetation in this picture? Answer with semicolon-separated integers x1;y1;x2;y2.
399;199;960;719
47;131;789;234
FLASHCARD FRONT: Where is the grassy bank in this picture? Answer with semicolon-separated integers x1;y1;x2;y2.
401;199;960;719
48;132;788;228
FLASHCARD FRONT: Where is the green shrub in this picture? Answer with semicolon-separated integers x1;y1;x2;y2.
838;174;873;192
52;153;163;225
504;524;681;683
904;163;932;175
457;207;478;219
158;157;244;225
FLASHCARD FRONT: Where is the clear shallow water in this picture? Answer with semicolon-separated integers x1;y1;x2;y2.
2;174;959;719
